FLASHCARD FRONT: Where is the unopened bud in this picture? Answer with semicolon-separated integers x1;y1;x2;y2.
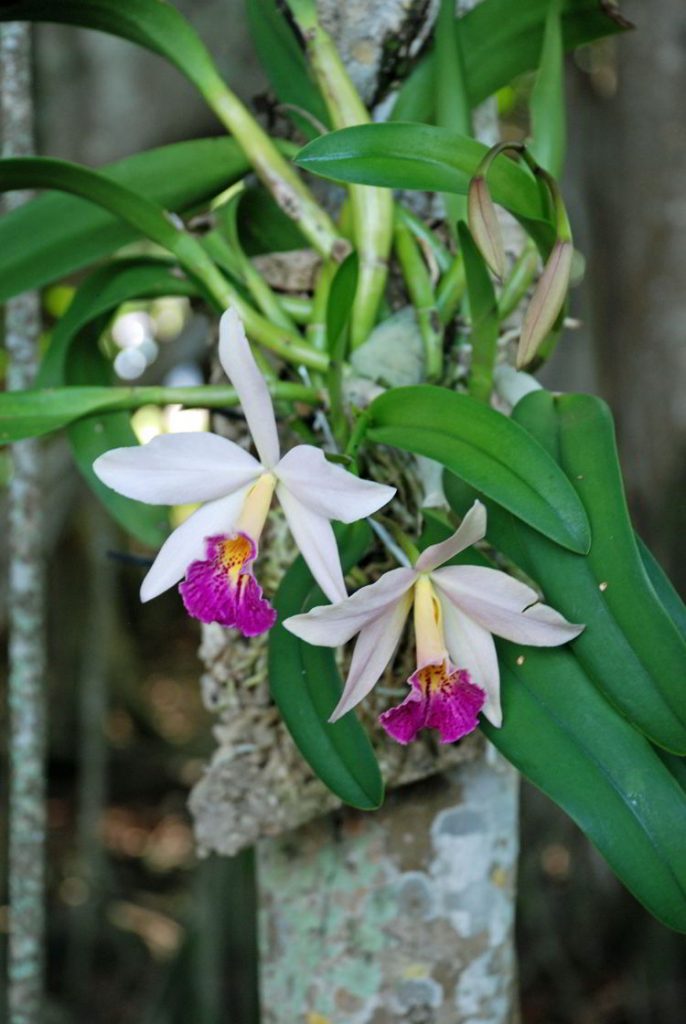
516;239;573;369
467;175;506;279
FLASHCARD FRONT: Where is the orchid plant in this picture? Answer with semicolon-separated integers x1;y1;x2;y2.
1;0;684;932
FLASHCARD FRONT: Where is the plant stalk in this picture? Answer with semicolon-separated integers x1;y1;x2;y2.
286;0;393;349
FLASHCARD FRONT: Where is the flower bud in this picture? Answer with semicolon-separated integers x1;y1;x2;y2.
516;239;573;369
467;175;506;279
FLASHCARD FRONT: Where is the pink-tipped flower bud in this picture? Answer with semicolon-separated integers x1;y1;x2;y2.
516;239;573;369
467;175;506;279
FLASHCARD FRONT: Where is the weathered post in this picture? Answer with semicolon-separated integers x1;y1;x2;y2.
1;21;46;1024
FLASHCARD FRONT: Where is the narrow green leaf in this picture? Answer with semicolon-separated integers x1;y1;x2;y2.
0;138;251;302
296;123;555;250
367;385;590;553
435;0;471;228
0;156;232;309
0;0;225;97
268;523;384;810
391;0;630;124
246;0;330;138
529;0;566;176
457;222;499;403
637;538;686;638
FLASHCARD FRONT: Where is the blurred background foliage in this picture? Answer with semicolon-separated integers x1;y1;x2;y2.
1;0;685;1020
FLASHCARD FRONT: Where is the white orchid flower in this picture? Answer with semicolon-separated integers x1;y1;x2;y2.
94;308;395;636
285;501;584;744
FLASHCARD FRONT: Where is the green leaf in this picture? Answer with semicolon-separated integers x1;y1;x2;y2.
0;138;251;302
39;258;198;388
444;390;686;753
391;0;630;124
366;385;591;553
435;0;471;228
529;0;566;176
38;259;197;545
422;513;686;931
0;156;231;309
296;123;554;249
457;222;499;403
268;523;384;809
0;386;130;442
246;0;329;139
0;0;226;98
637;538;686;638
63;315;169;548
489;647;686;932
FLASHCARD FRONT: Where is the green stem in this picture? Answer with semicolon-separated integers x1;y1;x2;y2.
280;294;313;323
436;252;467;325
108;381;324;413
286;0;393;349
394;212;443;381
498;240;539;319
202;78;342;258
399;205;452;273
307;259;336;352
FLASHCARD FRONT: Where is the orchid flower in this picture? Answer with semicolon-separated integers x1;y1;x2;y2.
285;501;584;744
94;308;395;635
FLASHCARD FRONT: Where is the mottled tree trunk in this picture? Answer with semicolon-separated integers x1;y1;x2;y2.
2;23;46;1024
258;752;518;1024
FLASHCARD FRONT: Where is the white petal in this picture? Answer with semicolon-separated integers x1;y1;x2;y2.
140;487;250;602
277;484;347;604
94;431;262;505
275;444;395;522
432;564;540;610
434;567;583;646
284;565;415;647
329;592;413;722
439;595;502;727
218;307;280;467
415;500;487;572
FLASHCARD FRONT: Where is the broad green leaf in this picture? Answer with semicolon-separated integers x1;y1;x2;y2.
391;0;630;124
326;252;359;359
236;185;308;256
529;0;566;176
296;123;554;250
0;0;226;97
0;138;251;302
268;522;384;809
457;222;499;403
444;390;686;753
490;647;686;932
366;385;590;553
423;515;686;932
246;0;329;139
